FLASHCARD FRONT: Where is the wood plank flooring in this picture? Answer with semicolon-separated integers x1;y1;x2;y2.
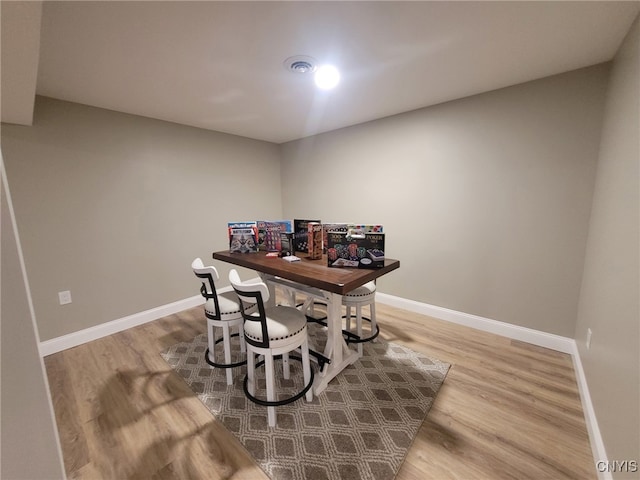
44;301;595;479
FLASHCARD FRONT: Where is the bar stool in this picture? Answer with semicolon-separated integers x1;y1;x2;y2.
342;281;379;356
295;282;379;356
192;258;252;385
229;269;313;427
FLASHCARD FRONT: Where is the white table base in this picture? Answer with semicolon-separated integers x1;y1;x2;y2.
261;275;360;395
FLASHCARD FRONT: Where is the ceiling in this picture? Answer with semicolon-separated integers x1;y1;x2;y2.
3;1;640;144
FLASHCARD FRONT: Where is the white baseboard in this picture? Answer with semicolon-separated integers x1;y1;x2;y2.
39;288;606;478
376;292;606;479
376;292;575;353
38;294;207;357
569;343;611;480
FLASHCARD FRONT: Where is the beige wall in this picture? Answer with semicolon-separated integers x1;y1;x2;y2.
1;158;65;478
281;65;609;337
575;15;639;474
2;97;282;341
1;36;636;476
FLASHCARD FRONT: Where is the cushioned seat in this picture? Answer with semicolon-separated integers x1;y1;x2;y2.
243;306;307;344
204;291;244;319
344;281;376;301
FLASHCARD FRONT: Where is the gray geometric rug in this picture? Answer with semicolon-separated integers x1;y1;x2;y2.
161;322;449;480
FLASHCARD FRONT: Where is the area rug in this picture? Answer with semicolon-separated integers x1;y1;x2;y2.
161;322;450;480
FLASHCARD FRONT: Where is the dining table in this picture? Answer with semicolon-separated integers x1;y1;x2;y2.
212;250;400;394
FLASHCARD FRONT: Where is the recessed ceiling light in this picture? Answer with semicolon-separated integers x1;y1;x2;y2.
314;65;340;90
284;56;340;90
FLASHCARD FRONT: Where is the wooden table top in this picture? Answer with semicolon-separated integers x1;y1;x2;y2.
213;250;400;295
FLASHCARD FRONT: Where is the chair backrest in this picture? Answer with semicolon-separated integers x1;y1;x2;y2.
228;269;270;348
192;257;222;320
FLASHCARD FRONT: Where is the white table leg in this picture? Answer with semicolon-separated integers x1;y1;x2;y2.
313;292;359;395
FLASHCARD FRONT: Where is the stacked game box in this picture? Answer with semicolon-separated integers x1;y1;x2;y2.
322;223;349;253
322;224;383;253
349;224;383;234
308;222;323;259
293;219;320;254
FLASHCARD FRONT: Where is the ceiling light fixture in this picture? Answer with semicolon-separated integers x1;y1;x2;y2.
314;65;340;90
284;55;341;90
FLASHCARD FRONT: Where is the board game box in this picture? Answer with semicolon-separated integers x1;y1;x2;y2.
322;223;349;253
322;224;383;253
293;219;320;254
308;222;323;259
257;220;293;251
227;221;259;253
326;231;386;268
348;224;383;234
280;232;294;257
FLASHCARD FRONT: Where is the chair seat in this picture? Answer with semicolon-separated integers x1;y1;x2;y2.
205;291;255;319
343;281;376;303
244;306;307;343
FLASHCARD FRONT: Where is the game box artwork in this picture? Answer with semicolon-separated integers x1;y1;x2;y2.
326;231;386;268
293;219;321;254
257;220;293;251
322;224;383;253
307;222;323;260
227;221;259;253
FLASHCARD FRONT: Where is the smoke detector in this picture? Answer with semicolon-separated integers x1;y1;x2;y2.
284;55;317;74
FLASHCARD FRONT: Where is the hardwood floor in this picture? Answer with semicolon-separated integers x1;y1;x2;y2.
44;301;595;479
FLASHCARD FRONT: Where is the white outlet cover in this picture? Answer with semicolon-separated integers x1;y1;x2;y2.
58;290;72;305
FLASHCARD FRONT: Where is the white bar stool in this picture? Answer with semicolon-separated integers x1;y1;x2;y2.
192;258;252;385
342;281;379;356
229;269;313;427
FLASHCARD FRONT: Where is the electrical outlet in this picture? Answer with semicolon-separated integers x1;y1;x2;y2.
586;328;592;350
58;290;72;305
